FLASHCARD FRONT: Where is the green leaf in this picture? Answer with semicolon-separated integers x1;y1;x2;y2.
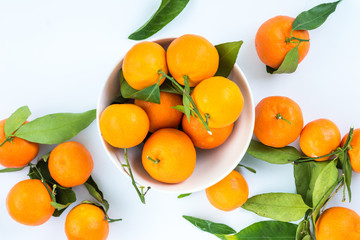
178;193;192;199
14;109;96;144
215;41;243;77
0;167;25;173
266;65;277;74
242;193;310;222
294;161;328;207
270;46;300;74
183;77;191;122
218;221;298;240
160;79;183;95
28;157;55;182
112;92;128;104
183;215;236;235
171;105;195;117
292;0;341;31
296;219;312;240
247;140;301;164
312;159;339;221
237;163;256;174
84;176;110;212
120;70;161;104
4;106;31;137
128;0;190;40
52;187;77;216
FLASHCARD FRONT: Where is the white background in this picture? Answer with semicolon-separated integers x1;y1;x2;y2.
1;0;360;239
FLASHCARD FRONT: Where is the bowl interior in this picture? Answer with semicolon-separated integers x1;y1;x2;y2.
96;38;255;193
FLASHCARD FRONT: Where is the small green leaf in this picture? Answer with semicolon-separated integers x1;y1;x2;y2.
171;105;195;117
270;46;299;74
183;77;191;122
183;215;236;235
242;193;310;222
4;106;31;137
0;167;25;173
296;219;312;240
237;163;256;174
160;79;183;95
292;0;341;31
52;187;77;216
120;70;161;104
177;193;192;199
218;221;298;240
312;159;339;221
128;0;190;40
215;41;243;77
294;161;328;207
84;176;110;212
28;157;55;182
247;140;301;164
112;93;128;104
266;65;277;74
14;109;96;144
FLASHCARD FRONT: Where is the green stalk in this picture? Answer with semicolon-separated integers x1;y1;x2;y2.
158;70;212;135
123;148;146;204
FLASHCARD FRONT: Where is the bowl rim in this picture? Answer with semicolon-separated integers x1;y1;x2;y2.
96;37;255;194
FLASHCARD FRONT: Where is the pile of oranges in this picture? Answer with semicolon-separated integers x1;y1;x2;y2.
100;34;245;184
0;119;110;240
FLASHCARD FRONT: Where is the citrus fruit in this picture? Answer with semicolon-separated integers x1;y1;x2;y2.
166;34;219;87
48;141;93;188
191;76;243;128
206;170;249;211
65;203;109;240
135;92;183;132
99;104;149;148
142;128;196;183
316;207;360;240
6;179;55;226
254;96;303;148
182;115;233;149
300;118;341;161
341;128;360;173
122;41;167;90
0;119;39;168
255;15;310;69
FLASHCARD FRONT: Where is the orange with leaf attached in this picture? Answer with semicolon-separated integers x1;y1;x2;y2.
254;96;303;148
6;179;55;226
0;119;39;168
255;16;310;69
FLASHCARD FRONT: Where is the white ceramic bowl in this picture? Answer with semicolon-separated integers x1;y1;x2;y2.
96;38;255;194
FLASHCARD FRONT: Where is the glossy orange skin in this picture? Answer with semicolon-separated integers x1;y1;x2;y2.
182;115;233;149
316;207;360;240
0;119;39;168
122;41;167;90
6;179;55;226
192;76;244;128
341;128;360;173
65;203;109;240
255;16;310;69
142;128;196;183
135;92;183;132
300;119;341;161
167;34;219;87
49;141;93;188
99;104;149;148
254;96;303;148
206;170;249;211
